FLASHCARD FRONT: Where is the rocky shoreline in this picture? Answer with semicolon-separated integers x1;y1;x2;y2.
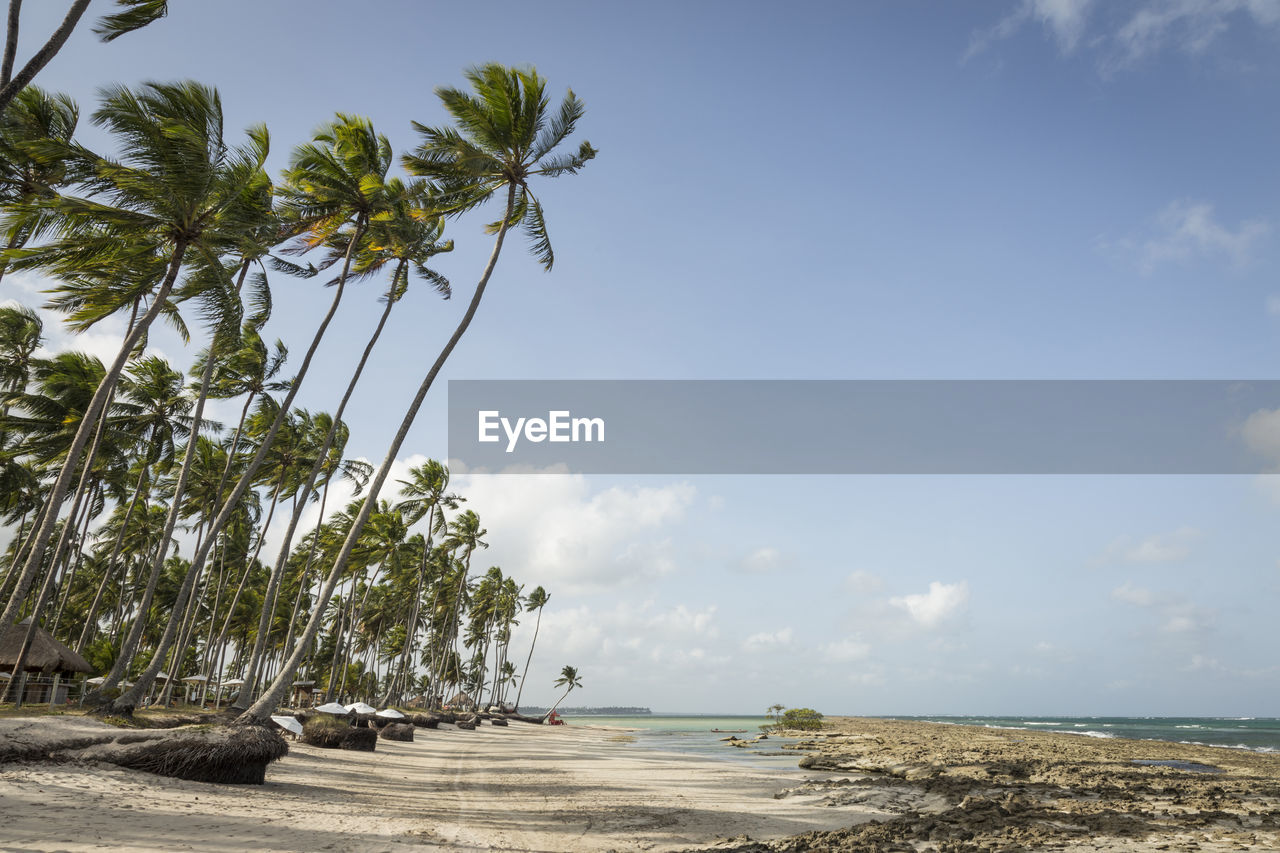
696;716;1280;852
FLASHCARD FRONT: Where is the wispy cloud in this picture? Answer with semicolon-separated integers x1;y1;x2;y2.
967;0;1095;61
743;627;793;652
967;0;1280;71
1103;527;1201;564
1137;200;1270;273
738;546;782;574
821;636;872;663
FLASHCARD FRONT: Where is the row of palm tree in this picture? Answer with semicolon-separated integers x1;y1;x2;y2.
0;58;594;723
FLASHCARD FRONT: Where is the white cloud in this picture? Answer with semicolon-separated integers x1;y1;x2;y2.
889;581;970;627
743;627;793;653
738;547;782;574
821;637;872;663
1137;200;1270;273
1242;408;1280;468
1112;581;1155;606
451;472;696;593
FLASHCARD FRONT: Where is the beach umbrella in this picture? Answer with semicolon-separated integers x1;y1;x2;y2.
86;676;106;685
220;678;245;686
346;702;377;715
181;674;208;683
375;708;405;719
314;702;348;714
270;715;304;736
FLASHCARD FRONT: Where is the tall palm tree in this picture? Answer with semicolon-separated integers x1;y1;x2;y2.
101;114;399;713
513;585;548;711
243;62;595;725
232;181;452;710
546;664;581;717
0;81;270;640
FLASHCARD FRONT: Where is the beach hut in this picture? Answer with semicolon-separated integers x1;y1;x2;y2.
445;691;473;710
180;674;208;705
290;680;316;707
0;618;93;705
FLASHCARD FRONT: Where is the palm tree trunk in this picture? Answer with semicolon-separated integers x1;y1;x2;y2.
276;474;333;679
235;284;400;708
514;606;543;711
76;463;150;652
242;184;517;724
105;227;363;712
0;247;181;634
0;0;89;115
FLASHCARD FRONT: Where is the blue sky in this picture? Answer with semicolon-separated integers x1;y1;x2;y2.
3;0;1279;714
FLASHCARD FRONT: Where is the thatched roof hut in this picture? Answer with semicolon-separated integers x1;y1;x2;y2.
445;691;473;709
0;619;92;675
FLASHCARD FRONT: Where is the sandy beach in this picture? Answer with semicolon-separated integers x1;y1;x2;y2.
0;717;864;852
1;715;1277;852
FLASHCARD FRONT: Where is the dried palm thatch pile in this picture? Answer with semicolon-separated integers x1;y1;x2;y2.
378;723;414;742
301;714;351;748
301;714;378;751
411;714;439;729
455;717;476;731
342;726;378;751
73;724;288;785
490;716;508;727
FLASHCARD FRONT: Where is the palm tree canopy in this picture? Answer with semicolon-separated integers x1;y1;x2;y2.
404;63;596;271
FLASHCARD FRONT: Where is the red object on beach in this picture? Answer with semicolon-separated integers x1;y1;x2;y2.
547;711;565;725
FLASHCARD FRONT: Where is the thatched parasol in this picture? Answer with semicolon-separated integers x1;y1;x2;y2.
0;619;92;675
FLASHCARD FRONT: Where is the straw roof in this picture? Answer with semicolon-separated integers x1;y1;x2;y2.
0;619;92;675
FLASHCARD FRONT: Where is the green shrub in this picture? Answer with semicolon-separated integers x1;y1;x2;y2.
779;708;824;731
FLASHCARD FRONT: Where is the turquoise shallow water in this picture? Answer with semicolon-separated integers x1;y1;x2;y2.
561;714;807;770
559;714;1280;759
897;715;1280;753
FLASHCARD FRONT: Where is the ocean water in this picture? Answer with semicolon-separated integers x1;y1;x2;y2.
561;714;807;770
899;715;1280;753
559;714;1280;763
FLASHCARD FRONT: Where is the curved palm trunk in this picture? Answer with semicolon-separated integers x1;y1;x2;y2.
0;246;183;634
513;605;543;711
0;0;89;115
241;186;517;724
75;463;150;652
274;474;334;681
234;285;400;710
99;239;362;712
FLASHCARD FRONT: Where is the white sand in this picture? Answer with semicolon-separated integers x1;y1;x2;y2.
0;722;882;852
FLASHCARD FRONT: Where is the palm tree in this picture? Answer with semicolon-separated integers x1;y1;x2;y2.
513;585;548;711
546;665;582;717
0;1;167;115
101;114;399;713
0;86;78;285
0;81;270;642
242;63;595;725
232;180;451;711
